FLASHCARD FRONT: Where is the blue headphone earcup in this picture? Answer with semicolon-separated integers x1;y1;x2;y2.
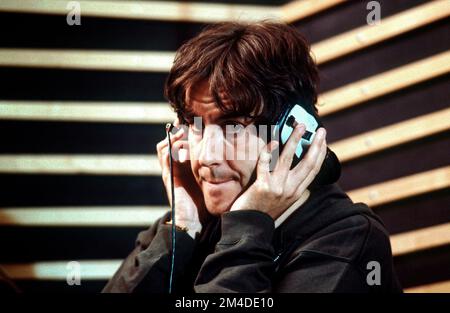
274;102;341;187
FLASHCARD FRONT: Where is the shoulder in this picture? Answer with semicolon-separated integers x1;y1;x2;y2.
299;208;392;263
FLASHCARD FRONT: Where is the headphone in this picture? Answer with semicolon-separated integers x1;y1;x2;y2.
271;99;341;188
164;98;341;293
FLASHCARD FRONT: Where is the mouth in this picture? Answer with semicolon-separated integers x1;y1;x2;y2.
203;178;233;184
201;178;236;195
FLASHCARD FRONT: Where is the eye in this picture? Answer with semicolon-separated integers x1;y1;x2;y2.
224;121;245;136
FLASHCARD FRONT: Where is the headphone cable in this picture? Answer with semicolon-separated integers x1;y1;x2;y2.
166;124;176;294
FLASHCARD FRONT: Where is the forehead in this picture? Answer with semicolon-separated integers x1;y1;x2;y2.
185;81;238;121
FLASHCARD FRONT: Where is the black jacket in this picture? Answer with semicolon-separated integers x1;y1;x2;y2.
103;183;402;293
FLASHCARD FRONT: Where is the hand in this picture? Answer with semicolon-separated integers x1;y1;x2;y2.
230;124;327;220
156;118;206;234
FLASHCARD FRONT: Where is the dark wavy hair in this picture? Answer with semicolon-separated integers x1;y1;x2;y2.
164;21;319;125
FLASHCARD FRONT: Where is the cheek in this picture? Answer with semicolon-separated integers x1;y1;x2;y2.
228;135;265;185
188;136;200;177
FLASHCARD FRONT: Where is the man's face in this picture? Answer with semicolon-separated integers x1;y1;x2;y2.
186;81;266;216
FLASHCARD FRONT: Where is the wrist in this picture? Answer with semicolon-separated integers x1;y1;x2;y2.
166;219;202;239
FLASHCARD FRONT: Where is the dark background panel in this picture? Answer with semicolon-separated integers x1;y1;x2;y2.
338;132;450;190
0;120;166;154
0;175;167;206
14;280;107;293
0;226;149;262
322;75;450;143
0;68;168;101
318;18;450;92
394;245;450;289
294;0;430;44
0;12;206;51
373;188;450;235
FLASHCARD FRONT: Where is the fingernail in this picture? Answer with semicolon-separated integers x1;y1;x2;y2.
296;124;305;139
271;141;279;150
318;128;326;138
261;151;271;162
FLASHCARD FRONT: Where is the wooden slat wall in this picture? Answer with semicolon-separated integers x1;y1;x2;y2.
0;0;448;292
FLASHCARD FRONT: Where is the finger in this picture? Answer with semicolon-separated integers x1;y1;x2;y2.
291;127;327;183
171;140;190;162
257;151;272;178
274;123;306;174
157;128;185;167
157;139;168;167
173;117;181;128
256;141;278;178
160;139;191;171
157;127;185;152
159;146;169;173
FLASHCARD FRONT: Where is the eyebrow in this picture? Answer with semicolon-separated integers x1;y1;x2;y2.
217;111;247;121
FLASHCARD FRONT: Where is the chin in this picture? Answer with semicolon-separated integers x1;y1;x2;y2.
205;199;233;216
203;184;241;216
201;181;242;216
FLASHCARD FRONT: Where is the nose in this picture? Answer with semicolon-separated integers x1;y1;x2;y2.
198;125;225;167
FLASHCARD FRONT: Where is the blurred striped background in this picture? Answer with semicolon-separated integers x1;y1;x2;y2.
0;0;449;293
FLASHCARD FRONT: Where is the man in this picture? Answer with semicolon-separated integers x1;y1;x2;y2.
103;21;402;293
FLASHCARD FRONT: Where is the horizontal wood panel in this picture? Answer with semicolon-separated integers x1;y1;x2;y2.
281;0;344;24
347;166;450;208
0;101;175;124
0;0;340;24
0;49;175;72
0;0;281;23
0;206;167;227
0;155;161;175
390;223;450;256
405;280;450;293
3;260;121;280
